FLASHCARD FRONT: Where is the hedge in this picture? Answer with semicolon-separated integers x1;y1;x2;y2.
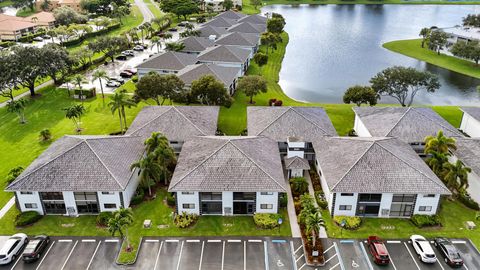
174;212;198;228
411;214;441;228
15;211;42;227
333;216;362;230
62;23;121;47
458;193;480;210
253;213;282;229
96;211;113;226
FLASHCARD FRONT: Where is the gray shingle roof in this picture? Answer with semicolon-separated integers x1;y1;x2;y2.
179;36;215;53
178;63;239;87
198;25;228;38
6;136;145;192
215;32;259;47
215;10;246;20
197;45;250;63
136;51;198;71
313;137;450;194
353;107;463;143
125;106;219;141
203;17;237;28
247;106;338;142
284;156;310;170
238;14;267;25
461;107;480;122
453;138;480;175
169;136;286;192
228;22;266;34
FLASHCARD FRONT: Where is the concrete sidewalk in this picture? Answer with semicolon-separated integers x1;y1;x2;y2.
0;80;54;108
284;173;302;238
305;172;328;238
0;197;15;219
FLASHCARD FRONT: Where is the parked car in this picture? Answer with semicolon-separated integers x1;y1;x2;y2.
122;50;135;57
42;35;51;39
367;236;390;265
116;55;127;61
33;37;44;42
106;80;121;87
22;236;50;263
177;22;186;27
0;233;28;265
109;77;125;84
410;235;436;263
123;68;137;75
120;71;133;78
434;238;463;267
133;45;144;51
168;28;178;32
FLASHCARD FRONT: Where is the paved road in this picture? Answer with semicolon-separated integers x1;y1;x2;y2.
134;0;155;23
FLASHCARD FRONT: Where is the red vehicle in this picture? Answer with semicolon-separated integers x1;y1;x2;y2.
367;236;390;265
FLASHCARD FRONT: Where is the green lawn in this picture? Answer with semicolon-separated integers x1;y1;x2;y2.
322;199;480;248
144;0;164;18
384;39;480;79
0;0;12;8
16;7;36;17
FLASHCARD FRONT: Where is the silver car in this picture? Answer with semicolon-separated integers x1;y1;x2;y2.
0;233;28;265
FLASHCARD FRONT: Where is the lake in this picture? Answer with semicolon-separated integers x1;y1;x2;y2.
261;4;480;105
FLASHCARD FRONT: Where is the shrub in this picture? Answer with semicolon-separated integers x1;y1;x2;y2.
458;193;480;210
411;214;441;228
279;193;288;208
96;211;113;226
268;98;277;106
348;129;357;137
6;166;24;184
39;129;52;141
274;100;283;106
174;212;199;228
132;75;138;83
315;191;328;209
130;188;145;205
15;211;42;227
253;213;282;229
290;177;308;197
166;192;176;206
333;216;362;230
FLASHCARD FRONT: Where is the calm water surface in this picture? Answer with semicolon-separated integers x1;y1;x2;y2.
262;4;480;105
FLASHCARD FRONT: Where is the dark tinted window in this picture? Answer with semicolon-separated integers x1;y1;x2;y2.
358;194;382;202
8;241;19;254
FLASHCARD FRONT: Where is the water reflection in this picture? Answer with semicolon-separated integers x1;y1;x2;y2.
263;4;480;105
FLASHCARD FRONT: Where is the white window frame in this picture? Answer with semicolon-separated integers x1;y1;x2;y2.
24;203;37;209
182;203;195;209
418;206;432;212
260;204;273;209
181;192;195;195
104;203;117;209
260;192;273;195
339;205;352;211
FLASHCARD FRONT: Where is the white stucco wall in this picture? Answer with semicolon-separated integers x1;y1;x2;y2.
413;194;441;215
333;193;358;216
460;112;480;138
98;192;121;212
63;191;77;215
379;193;393;217
222;192;233;215
16;191;44;215
122;171;140;209
290;169;304;178
316;161;333;212
354;115;372;137
256;192;278;213
176;192;200;215
287;141;305;158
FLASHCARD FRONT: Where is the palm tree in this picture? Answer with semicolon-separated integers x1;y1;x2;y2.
426;151;449;176
71;74;87;102
151;36;161;53
130;153;162;196
108;90;137;133
424;130;457;155
289;177;309;196
63;104;86;132
107;208;134;249
6;99;28;124
154;143;176;185
92;69;109;99
419;28;431;48
144;132;167;154
442;160;471;193
304;210;325;249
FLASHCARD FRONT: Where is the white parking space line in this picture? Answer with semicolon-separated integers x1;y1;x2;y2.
61;240;78;270
452;240;467;244
105;239;119;243
333;242;345;270
227;239;241;243
221;240;225;270
187;239;200;243
198;241;205;270
208;239;221;243
243;241;246;270
153;241;164;270
329;262;341;270
387;241;401;244
166;239;179;242
264;241;269;270
296;253;305;262
436;259;445;270
290;241;298;270
298;263;306;270
9;252;22;270
58;239;72;242
145;239;159;243
359;242;374;270
383;244;397;270
325;253;337;263
176;240;184;270
86;241;102;270
82;239;96;243
324;244;335;254
464;264;469;270
36;241;55;270
248;239;262;243
403;242;421;270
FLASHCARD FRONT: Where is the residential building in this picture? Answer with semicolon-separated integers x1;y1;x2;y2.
202;17;237;29
460;107;480;137
197;45;251;75
179;36;215;54
353;107;464;154
177;63;241;95
197;25;228;39
125;106;219;152
215;32;260;56
442;26;480;45
284;155;310;178
227;22;266;34
168;136;287;215
6;136;145;215
313;137;451;217
203;0;242;12
136;51;198;78
25;12;56;28
214;10;246;20
451;138;480;203
35;0;83;12
0;14;37;41
238;14;268;25
247;106;337;161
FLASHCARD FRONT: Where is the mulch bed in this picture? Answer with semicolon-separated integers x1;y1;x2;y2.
300;224;325;265
309;169;322;192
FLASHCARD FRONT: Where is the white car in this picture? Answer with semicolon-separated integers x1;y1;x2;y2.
410;235;437;263
106;80;121;87
0;233;28;265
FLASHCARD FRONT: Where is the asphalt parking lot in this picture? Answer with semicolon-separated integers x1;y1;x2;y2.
0;236;478;270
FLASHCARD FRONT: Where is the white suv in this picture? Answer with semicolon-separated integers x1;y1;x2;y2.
0;233;28;265
410;235;437;263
